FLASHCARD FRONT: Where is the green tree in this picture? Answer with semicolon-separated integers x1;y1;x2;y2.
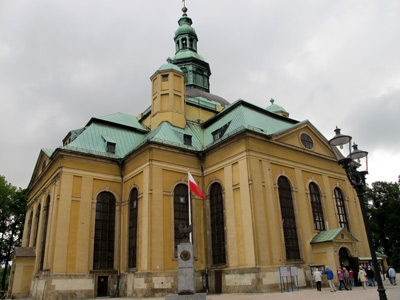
365;179;400;268
0;176;27;291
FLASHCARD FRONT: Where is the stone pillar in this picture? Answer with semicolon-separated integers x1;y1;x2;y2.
178;242;195;295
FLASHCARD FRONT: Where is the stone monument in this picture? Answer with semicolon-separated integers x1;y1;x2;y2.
165;225;206;300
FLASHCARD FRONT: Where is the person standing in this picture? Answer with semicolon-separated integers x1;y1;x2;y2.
323;266;336;292
366;266;376;286
358;266;368;290
388;266;397;285
343;267;352;290
313;268;322;291
338;268;349;290
349;268;355;287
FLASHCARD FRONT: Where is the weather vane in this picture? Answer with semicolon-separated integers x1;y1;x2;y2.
182;0;186;8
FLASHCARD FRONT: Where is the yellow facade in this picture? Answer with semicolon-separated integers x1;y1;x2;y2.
8;8;371;300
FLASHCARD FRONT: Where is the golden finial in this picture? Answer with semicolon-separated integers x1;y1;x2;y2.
182;0;188;13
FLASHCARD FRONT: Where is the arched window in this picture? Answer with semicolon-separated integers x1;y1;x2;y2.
33;203;41;247
210;183;226;265
39;195;50;270
174;184;189;249
182;38;187;49
278;177;300;260
334;188;349;231
26;210;33;247
309;183;325;231
93;192;115;270
128;188;138;269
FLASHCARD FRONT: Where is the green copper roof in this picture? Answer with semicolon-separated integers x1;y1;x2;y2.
144;121;203;151
186;97;222;111
172;50;205;62
310;228;359;244
157;63;183;73
310;228;343;243
203;100;298;148
44;97;303;164
92;112;148;132
175;23;197;37
63;122;147;159
266;98;288;113
174;11;197;38
42;148;55;157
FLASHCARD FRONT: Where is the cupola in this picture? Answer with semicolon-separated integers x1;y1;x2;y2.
171;5;211;93
266;98;289;118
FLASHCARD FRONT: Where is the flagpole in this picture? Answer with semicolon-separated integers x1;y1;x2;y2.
188;171;192;243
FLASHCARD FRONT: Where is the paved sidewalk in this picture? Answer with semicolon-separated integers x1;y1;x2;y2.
12;278;399;300
106;282;399;300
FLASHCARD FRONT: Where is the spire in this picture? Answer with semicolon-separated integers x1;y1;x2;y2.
174;5;198;54
171;4;212;93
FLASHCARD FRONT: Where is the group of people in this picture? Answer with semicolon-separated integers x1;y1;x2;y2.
313;266;353;292
313;265;397;292
357;265;375;290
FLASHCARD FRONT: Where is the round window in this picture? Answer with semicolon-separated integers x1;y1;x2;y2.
300;133;314;149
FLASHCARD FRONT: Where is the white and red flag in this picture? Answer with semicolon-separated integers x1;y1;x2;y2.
188;171;205;199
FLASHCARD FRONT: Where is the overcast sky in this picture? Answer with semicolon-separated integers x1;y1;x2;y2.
1;0;399;189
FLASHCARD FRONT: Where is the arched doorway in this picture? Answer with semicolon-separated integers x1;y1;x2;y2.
339;247;359;285
339;247;351;267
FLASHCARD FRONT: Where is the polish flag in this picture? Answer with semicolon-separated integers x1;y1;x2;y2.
188;171;205;199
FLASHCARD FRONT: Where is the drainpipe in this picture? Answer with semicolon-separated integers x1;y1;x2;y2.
116;159;123;297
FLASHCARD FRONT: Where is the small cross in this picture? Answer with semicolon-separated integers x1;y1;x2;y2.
182;0;186;8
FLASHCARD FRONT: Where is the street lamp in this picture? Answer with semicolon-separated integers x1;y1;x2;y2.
329;127;387;300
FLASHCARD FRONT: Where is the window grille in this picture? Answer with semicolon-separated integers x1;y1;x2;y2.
174;184;189;249
33;204;41;247
93;192;115;270
309;183;325;231
39;195;50;270
26;210;33;247
128;188;138;269
334;188;350;231
278;177;300;260
210;183;226;265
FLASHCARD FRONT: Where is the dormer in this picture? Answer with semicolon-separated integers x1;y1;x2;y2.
102;135;116;154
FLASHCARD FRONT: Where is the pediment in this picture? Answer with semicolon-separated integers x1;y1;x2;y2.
271;120;335;158
28;149;54;188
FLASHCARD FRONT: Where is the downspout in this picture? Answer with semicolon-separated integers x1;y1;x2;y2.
198;150;209;291
116;159;123;297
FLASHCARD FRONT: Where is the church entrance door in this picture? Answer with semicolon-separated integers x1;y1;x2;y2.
97;276;108;297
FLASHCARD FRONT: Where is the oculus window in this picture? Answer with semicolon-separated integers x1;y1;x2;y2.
300;133;314;149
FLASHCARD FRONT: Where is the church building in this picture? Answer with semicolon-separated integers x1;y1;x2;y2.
9;5;372;300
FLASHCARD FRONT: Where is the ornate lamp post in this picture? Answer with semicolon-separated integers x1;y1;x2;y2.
329;127;387;300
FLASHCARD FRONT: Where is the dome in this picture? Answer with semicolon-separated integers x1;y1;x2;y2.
175;23;197;37
186;87;230;107
157;63;183;73
266;98;289;117
172;49;205;62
